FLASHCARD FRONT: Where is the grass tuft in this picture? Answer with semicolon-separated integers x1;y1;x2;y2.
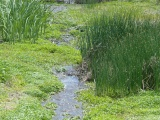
0;0;49;43
80;8;160;96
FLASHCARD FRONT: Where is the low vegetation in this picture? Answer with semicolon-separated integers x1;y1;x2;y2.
1;0;160;119
0;0;83;118
0;41;81;119
78;83;160;120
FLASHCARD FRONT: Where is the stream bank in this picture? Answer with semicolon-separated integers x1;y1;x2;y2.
42;66;85;120
42;4;87;119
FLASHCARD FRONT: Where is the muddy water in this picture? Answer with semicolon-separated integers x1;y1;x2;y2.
43;66;85;120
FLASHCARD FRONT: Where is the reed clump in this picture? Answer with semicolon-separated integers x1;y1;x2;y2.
0;0;49;43
80;9;160;97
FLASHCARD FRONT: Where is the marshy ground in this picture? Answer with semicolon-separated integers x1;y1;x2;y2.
1;1;160;120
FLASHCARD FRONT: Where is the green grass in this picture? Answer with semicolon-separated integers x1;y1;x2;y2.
0;61;10;83
1;1;160;119
45;2;160;119
44;24;67;40
71;1;160;119
0;96;54;120
0;39;81;119
0;0;49;43
0;4;83;119
79;2;160;96
78;83;160;120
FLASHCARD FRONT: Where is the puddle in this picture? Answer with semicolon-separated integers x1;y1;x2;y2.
50;5;67;13
51;33;75;46
42;66;85;120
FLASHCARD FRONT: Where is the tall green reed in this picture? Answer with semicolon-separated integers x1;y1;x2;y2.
80;9;160;97
0;0;49;43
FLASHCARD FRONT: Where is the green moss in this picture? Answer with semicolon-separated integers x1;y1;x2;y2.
44;24;67;39
1;1;160;119
0;38;81;119
78;83;160;120
0;96;53;120
23;86;48;100
69;29;80;37
39;80;63;94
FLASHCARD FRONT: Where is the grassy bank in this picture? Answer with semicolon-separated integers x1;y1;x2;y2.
78;83;160;120
80;1;160;96
77;1;160;119
0;1;83;119
0;39;81;119
1;0;160;119
81;9;160;96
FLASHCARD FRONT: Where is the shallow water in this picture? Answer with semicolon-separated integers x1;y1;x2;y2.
44;5;84;119
50;5;67;13
43;66;84;120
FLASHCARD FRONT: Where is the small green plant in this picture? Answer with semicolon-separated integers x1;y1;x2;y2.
0;0;49;43
24;88;48;100
0;61;10;83
39;80;63;94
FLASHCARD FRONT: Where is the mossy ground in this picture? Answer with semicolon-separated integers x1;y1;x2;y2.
78;83;160;120
0;39;81;119
1;1;160;119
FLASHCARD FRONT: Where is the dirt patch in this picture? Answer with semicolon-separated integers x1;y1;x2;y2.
1;92;25;110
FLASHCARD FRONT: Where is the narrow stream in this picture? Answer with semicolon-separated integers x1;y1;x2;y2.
43;66;85;120
44;4;85;119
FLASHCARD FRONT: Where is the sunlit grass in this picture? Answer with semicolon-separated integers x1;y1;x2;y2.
0;39;81;119
80;6;160;96
1;1;160;119
0;0;49;43
0;96;54;120
78;84;160;120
